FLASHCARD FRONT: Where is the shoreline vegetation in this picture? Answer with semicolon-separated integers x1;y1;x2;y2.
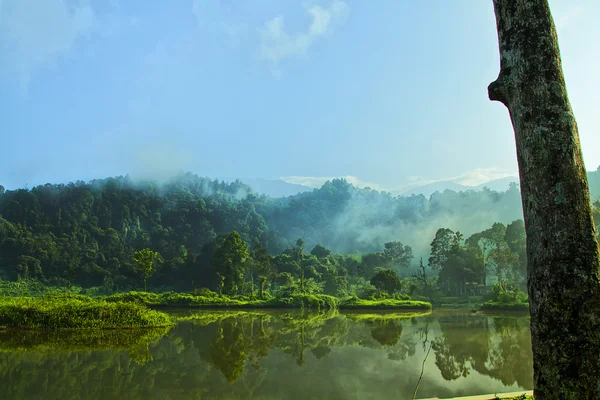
0;283;433;329
481;300;529;312
105;291;432;311
0;279;533;330
0;295;173;329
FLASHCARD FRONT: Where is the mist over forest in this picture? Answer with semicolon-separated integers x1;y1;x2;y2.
1;167;600;291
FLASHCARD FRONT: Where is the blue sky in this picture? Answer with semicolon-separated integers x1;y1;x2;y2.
1;0;598;191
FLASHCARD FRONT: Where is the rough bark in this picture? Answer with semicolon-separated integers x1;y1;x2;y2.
488;1;600;398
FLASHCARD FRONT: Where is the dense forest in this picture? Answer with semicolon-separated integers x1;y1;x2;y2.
1;169;600;295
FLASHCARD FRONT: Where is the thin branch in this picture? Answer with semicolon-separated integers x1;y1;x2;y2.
412;340;433;400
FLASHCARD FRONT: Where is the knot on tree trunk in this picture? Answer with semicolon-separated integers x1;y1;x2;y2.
488;73;510;106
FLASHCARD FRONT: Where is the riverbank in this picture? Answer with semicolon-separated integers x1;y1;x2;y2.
0;295;173;329
417;391;532;399
339;297;431;310
480;301;529;312
105;291;432;311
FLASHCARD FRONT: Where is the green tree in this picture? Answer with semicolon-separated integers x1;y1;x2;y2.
370;269;400;296
411;257;434;296
133;248;159;292
428;229;462;272
438;244;484;296
212;231;249;295
249;243;274;299
383;241;413;271
310;244;331;259
359;252;390;279
294;239;306;293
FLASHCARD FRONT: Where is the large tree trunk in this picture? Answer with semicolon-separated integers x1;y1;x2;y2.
488;1;600;398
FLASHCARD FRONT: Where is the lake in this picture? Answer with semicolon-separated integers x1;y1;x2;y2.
0;309;532;400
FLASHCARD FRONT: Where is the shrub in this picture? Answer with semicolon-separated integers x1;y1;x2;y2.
273;294;339;310
193;288;219;298
0;295;173;329
340;297;432;310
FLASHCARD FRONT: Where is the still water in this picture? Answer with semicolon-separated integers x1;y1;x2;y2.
0;309;532;400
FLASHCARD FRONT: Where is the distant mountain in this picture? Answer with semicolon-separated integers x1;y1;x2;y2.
219;177;312;198
402;176;520;198
401;181;471;198
475;176;519;191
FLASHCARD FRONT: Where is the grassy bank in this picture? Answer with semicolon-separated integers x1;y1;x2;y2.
343;310;431;322
430;296;485;309
481;301;529;312
105;291;432;311
105;291;340;310
339;297;432;310
0;295;173;329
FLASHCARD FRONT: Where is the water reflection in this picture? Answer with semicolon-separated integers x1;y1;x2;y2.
0;310;532;400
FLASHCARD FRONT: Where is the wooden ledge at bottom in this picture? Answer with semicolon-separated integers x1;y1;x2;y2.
416;390;533;400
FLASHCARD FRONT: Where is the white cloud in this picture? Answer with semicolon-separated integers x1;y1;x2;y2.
450;167;518;186
191;0;248;44
0;0;97;92
258;0;348;68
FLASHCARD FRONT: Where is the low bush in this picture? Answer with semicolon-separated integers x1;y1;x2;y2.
0;295;173;329
340;297;432;310
270;294;339;310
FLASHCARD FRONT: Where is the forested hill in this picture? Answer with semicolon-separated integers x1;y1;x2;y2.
1;170;600;287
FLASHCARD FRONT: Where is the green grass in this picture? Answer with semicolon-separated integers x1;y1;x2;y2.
105;291;340;310
105;291;434;311
432;296;485;308
342;310;431;322
481;300;529;312
339;297;432;310
0;295;173;329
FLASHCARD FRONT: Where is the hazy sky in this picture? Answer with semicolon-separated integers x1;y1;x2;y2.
1;0;598;191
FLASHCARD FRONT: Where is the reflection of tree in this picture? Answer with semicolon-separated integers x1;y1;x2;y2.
277;311;345;366
371;320;403;346
431;313;533;389
311;345;331;359
432;314;491;381
474;317;533;389
352;315;419;361
432;336;470;380
192;314;277;383
292;325;307;366
208;321;247;383
0;310;533;399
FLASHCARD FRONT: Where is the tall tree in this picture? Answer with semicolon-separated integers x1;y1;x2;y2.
383;241;413;271
428;228;462;272
132;248;159;292
488;1;600;397
249;243;274;299
212;231;249;295
294;239;306;293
